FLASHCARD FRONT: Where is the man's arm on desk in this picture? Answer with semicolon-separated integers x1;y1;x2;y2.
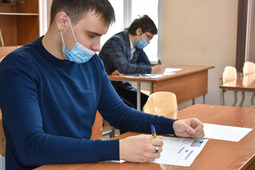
111;64;167;75
118;118;205;163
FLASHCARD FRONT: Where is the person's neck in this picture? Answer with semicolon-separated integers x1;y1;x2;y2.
129;33;136;47
42;27;65;60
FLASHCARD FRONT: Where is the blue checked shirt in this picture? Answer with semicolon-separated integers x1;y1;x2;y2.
99;31;152;90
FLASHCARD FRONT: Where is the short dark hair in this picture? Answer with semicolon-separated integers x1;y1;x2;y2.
125;15;157;35
50;0;115;25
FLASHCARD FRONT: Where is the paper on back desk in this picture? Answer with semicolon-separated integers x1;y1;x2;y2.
163;68;183;75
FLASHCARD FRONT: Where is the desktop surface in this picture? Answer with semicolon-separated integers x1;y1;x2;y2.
36;104;255;170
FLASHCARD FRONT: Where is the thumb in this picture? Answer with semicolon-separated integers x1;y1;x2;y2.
183;124;196;135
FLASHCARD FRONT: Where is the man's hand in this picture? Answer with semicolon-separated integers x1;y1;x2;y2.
173;118;205;140
119;134;163;162
151;65;166;74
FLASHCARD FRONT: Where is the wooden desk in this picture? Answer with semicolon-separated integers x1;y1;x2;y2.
109;65;214;110
36;104;255;170
220;73;255;107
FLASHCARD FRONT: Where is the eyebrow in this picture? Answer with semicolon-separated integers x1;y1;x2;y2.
86;30;102;36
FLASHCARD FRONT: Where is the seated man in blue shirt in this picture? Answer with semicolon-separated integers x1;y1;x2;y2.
0;0;204;169
99;15;166;109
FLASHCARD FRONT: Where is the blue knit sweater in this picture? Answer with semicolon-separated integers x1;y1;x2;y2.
0;37;176;170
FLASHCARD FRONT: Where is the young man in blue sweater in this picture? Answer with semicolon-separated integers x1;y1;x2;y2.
0;0;204;169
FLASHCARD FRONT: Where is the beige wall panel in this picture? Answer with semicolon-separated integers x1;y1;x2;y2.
161;0;243;107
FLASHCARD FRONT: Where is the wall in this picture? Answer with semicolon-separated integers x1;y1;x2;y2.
160;0;250;109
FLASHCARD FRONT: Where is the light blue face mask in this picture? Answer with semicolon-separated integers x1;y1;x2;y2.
60;17;96;64
135;38;148;49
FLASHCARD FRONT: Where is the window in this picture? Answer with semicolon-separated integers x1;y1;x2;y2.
100;0;124;46
101;0;159;63
131;0;159;63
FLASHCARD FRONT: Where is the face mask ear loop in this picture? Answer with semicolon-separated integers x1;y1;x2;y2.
60;31;66;47
67;17;78;44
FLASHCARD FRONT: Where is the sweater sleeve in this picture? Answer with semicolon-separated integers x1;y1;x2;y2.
0;55;119;168
97;58;176;135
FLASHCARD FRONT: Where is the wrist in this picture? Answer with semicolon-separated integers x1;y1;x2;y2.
119;139;125;160
151;67;155;74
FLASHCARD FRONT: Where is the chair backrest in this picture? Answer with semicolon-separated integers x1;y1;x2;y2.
0;56;6;157
222;66;237;84
143;91;178;117
0;109;6;157
243;61;255;77
0;56;5;62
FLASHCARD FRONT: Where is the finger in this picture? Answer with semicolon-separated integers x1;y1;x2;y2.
148;157;157;162
152;138;164;147
191;128;204;138
182;123;196;135
152;152;161;159
190;118;203;127
148;143;163;153
192;135;203;141
152;146;163;154
157;135;164;139
192;123;205;140
193;122;204;132
192;131;205;140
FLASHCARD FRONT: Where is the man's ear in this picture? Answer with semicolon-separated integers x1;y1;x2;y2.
136;28;143;36
55;12;69;32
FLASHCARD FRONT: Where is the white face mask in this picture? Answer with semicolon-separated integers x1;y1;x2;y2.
60;17;96;64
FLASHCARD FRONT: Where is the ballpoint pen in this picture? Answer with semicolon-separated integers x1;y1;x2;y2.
158;59;162;65
151;124;157;138
151;124;159;153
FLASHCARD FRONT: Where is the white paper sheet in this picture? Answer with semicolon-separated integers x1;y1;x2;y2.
203;123;253;142
163;68;183;75
120;74;165;79
152;137;208;166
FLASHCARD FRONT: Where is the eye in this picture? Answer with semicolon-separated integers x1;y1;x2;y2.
89;34;96;38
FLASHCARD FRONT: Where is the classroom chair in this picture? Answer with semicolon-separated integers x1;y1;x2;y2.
143;91;178;117
0;56;6;169
221;66;238;106
0;109;5;157
0;109;6;170
102;120;116;138
243;61;255;107
0;56;5;62
243;61;255;77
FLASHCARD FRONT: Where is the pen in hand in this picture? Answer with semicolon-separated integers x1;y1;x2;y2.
158;59;162;65
151;124;159;153
151;124;157;138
